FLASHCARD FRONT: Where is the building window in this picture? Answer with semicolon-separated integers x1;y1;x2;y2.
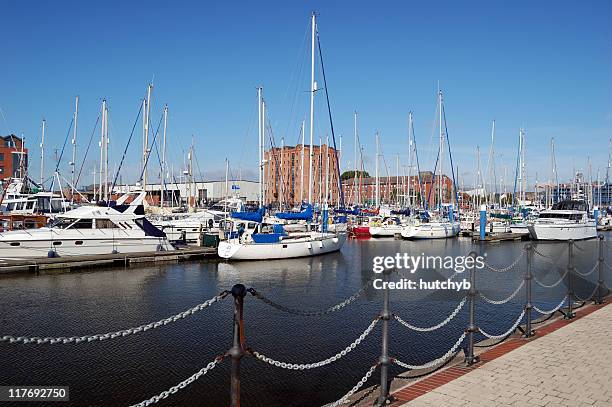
0;153;4;161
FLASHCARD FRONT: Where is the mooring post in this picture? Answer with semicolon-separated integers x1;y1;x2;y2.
230;284;247;407
524;244;534;337
377;267;392;406
465;251;479;365
596;234;605;305
565;240;575;319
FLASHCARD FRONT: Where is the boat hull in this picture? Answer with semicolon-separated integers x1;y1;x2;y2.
401;222;460;239
527;221;597;241
218;232;347;260
369;225;402;237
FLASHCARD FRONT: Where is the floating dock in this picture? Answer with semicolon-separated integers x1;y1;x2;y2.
471;232;528;243
0;247;218;274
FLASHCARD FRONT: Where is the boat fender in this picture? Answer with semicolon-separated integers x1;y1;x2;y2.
47;250;57;258
112;249;119;254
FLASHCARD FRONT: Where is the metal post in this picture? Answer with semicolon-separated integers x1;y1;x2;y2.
565;240;575;319
465;251;479;365
596;234;605;304
376;268;392;406
230;284;247;407
524;244;534;337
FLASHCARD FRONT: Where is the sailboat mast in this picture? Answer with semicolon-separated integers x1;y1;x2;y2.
71;95;79;200
161;104;168;208
438;89;444;209
104;103;109;201
143;84;152;192
262;100;266;207
307;12;316;205
99;99;106;201
408;112;413;207
300;119;305;202
353;110;357;205
396;154;400;206
280;136;284;209
325;135;330;204
40;119;45;188
257;87;263;208
375;131;380;207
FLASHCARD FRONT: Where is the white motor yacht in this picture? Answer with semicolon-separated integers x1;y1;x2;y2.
0;192;174;259
527;200;597;241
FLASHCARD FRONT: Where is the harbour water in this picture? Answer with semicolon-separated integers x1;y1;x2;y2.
1;235;609;407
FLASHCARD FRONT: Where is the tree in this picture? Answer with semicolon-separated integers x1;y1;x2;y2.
341;170;370;181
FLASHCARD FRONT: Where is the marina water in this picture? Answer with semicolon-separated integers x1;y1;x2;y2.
1;235;609;407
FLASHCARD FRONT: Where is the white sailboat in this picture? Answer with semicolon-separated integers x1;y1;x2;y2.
218;12;346;260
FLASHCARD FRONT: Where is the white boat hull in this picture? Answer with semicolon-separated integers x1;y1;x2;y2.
0;231;174;260
218;232;347;260
369;225;402;237
401;222;460;239
527;221;597;241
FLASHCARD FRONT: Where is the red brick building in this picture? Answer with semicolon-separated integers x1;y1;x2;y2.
264;144;340;207
342;171;455;207
0;135;28;180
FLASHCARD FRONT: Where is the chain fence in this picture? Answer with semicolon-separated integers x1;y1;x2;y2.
483;250;525;273
532;296;569;315
573;284;602;302
393;297;466;332
326;364;378;407
129;354;225;407
393;332;466;370
479;280;525;305
251;318;378;370
247;279;372;317
533;269;569;289
574;262;599;277
0;291;230;345
479;309;525;340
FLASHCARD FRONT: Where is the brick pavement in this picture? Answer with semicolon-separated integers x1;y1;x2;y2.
393;303;612;406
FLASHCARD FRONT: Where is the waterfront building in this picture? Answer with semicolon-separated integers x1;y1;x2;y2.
0;134;28;180
264;144;340;207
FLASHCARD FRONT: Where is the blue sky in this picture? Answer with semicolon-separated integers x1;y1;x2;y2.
1;1;611;189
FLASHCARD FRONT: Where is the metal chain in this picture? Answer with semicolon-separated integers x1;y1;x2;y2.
0;291;230;345
573;284;601;302
532;246;567;265
252;318;379;370
129;354;225;407
479;309;525;340
479;280;525;305
247;280;372;317
393;332;466;370
574;262;599;277
533;269;569;289
532;296;568;315
483;251;525;273
325;364;378;407
393;297;467;332
604;260;612;270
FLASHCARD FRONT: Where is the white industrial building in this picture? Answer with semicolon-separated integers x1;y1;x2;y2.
113;180;259;205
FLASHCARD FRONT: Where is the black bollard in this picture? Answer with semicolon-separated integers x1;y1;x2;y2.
596;235;605;305
524;244;534;337
565;240;575;319
376;268;392;406
230;284;247;407
465;251;479;365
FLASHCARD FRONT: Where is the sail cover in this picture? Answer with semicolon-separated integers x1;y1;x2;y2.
231;208;264;223
275;204;313;221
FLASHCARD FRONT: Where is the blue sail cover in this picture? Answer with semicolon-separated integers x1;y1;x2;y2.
275;204;313;221
231;208;264;223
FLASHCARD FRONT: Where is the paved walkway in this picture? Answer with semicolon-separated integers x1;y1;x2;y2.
394;303;612;407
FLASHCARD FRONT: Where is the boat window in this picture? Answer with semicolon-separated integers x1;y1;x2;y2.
50;199;63;213
6;203;14;211
48;218;76;229
72;219;93;229
122;222;132;229
9;242;20;247
247;222;256;229
26;201;35;210
75;241;83;245
96;219;118;229
52;241;62;246
37;197;51;213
